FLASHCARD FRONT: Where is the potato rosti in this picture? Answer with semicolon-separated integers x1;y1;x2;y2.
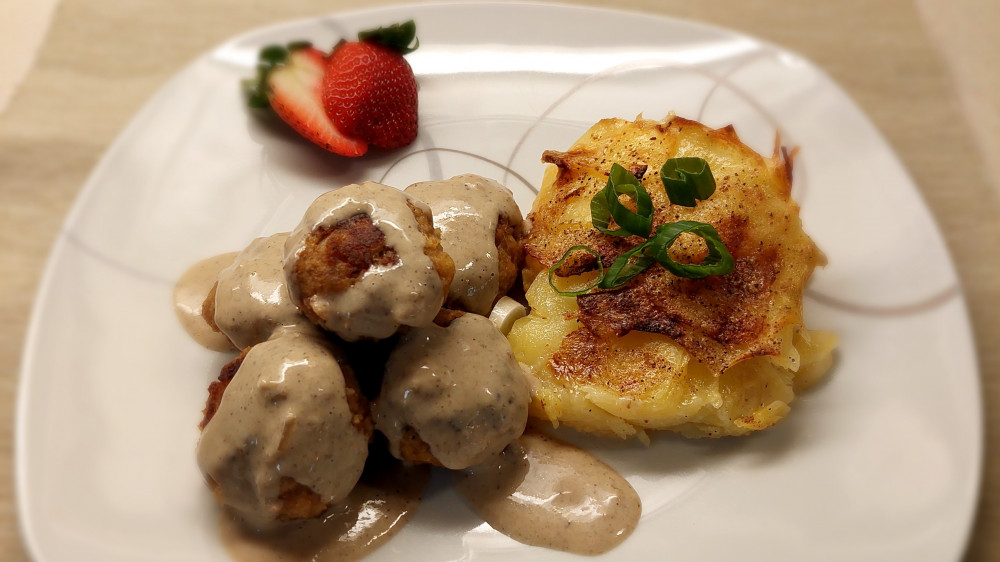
508;115;836;439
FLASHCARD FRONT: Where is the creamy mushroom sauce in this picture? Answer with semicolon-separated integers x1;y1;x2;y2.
213;233;307;350
173;252;238;351
197;328;369;528
374;313;530;469
405;174;523;315
283;182;444;341
219;459;429;562
456;429;641;555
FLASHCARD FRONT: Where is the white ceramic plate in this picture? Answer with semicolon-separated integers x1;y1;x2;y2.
16;2;982;561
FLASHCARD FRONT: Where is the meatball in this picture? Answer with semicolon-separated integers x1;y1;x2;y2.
203;232;306;350
284;182;455;341
197;328;371;526
374;313;530;469
405;174;525;315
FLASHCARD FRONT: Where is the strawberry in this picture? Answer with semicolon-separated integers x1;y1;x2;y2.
243;43;368;157
322;21;419;149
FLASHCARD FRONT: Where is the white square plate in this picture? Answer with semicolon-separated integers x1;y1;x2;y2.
16;3;981;561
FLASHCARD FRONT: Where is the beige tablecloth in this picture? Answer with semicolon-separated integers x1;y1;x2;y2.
2;0;997;560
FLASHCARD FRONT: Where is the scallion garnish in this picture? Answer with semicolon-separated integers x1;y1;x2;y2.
598;240;656;289
590;164;653;238
660;157;716;207
645;221;734;279
548;157;734;296
547;246;605;296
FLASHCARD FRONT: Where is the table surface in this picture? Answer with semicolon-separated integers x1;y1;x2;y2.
2;1;997;560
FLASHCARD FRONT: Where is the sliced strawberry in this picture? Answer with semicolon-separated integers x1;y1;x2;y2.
322;22;419;149
245;44;367;157
267;47;368;157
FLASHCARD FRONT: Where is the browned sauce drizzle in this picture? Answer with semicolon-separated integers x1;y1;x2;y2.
176;184;643;559
219;459;430;562
173;252;238;352
456;430;641;555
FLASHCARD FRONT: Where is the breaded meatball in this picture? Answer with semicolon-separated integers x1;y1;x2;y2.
198;346;249;431
284;182;455;341
493;214;525;305
197;328;371;526
374;313;530;469
203;232;307;350
405;174;525;315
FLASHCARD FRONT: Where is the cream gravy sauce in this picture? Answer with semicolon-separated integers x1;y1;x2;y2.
173;252;239;352
456;430;641;555
219;459;429;562
182;183;643;559
375;314;530;469
284;182;444;341
405;174;523;315
197;328;369;527
214;233;307;350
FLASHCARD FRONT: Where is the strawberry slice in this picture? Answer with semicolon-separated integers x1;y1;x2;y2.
244;44;367;157
322;21;420;149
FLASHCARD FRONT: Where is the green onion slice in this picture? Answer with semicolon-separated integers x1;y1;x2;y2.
660;157;716;207
591;164;653;238
546;159;734;296
645;221;734;279
548;246;605;296
598;240;656;289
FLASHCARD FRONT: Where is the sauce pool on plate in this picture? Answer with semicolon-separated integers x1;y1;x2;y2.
456;429;641;555
219;458;430;562
173;252;238;352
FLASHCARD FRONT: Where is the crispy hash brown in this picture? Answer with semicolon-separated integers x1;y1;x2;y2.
508;115;836;438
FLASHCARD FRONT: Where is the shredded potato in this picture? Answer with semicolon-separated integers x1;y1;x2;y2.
509;115;836;438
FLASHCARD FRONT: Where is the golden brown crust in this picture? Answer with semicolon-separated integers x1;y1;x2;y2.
276;476;327;520
291;203;454;327
338;360;374;439
293;213;399;324
199;348;250;430
432;307;466;327
549;326;685;397
206;474;328;522
396;426;443;467
200;340;372;438
524;115;821;374
439;213;524;314
494;214;525;301
200;281;220;333
406;200;455;301
201;339;374;522
574;219;783;361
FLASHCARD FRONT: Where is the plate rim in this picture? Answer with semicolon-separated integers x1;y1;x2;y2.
14;2;984;561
